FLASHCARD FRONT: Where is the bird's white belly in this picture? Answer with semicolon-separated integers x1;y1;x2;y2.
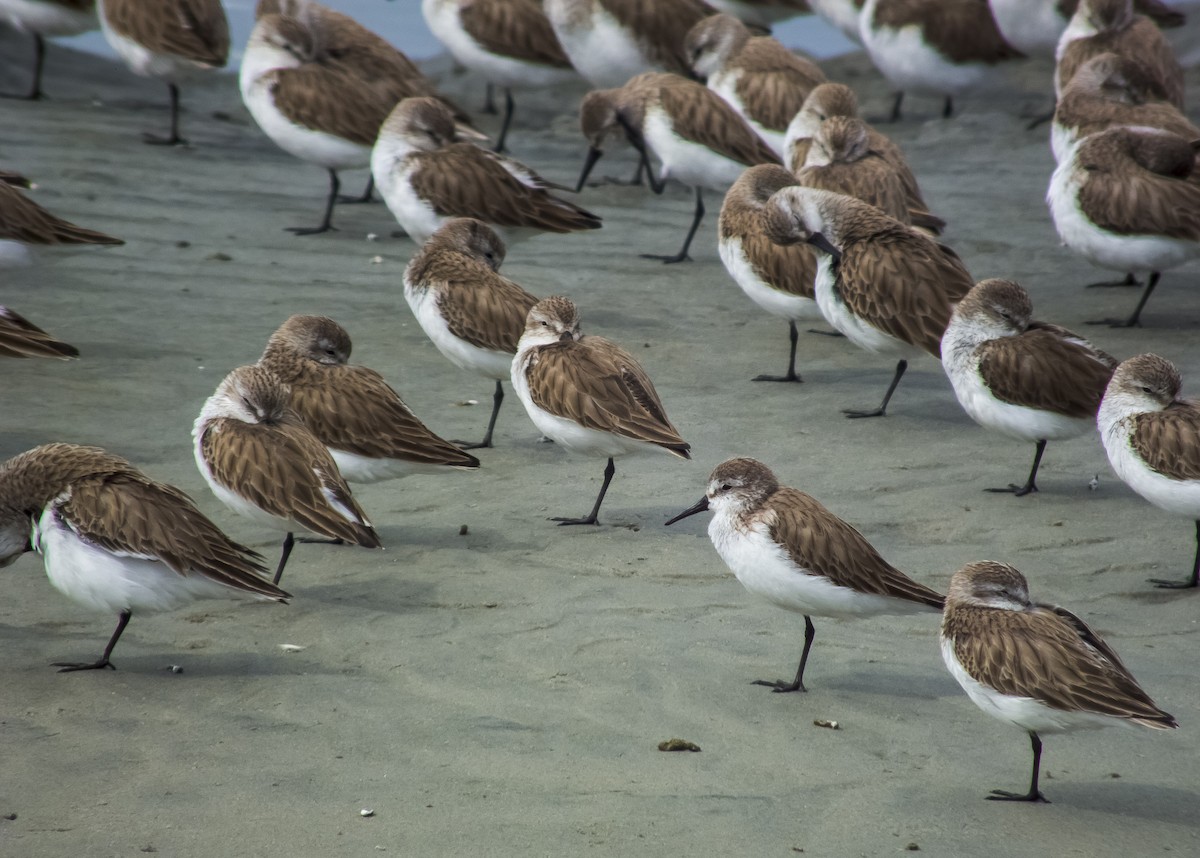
643;107;749;191
547;3;650;87
719;235;820;321
1099;410;1200;516
405;282;515;379
814;255;923;357
373;153;446;245
861;5;987;96
240;77;371;171
423;0;573;88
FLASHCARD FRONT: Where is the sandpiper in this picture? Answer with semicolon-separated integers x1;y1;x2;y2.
990;0;1183;57
764;186;973;416
1047;126;1200;327
544;0;718;87
258;314;479;481
511;296;691;525
666;457;944;692
941;560;1177;802
0;0;97;99
942;279;1116;496
718;164;821;382
860;0;1024;120
708;0;811;28
421;0;575;152
796;115;944;233
0;305;78;359
0;443;289;672
373;96;601;246
0;179;123;267
97;0;229;145
193;364;381;585
1099;354;1200;589
684;13;826;157
576;72;779;262
403;218;540;449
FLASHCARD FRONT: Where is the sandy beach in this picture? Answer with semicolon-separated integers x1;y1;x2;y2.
3;27;1200;857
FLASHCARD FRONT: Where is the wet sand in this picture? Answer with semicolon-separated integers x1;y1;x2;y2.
2;32;1200;856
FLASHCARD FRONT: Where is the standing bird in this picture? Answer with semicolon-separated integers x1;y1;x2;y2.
764;186;973;416
511;296;691;525
1047;126;1200;327
0;179;123;267
684;13;826;158
0;443;289;672
666;457;944;692
97;0;229;145
403;218;539;449
193;364;381;585
990;0;1183;57
941;560;1177;802
373;97;601;246
859;0;1024;121
0;0;97;100
0;305;79;359
941;279;1116;496
421;0;575;152
576;72;780;262
257;314;479;481
1099;354;1200;589
718;164;820;382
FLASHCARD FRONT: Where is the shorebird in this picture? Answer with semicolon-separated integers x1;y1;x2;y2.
0;305;78;359
796;115;944;233
808;0;865;44
764;186;973;416
1055;0;1185;110
1099;354;1200;589
684;13;826;157
421;0;575;152
708;0;810;28
403;218;539;449
373;97;601;246
941;560;1177;802
859;0;1024;121
576;72;779;262
193;364;381;585
0;443;289;672
1047;126;1200;327
666;457;944;692
544;0;718;87
0;179;123;267
257;314;479;481
942;279;1116;496
718;164;821;382
97;0;230;145
511;296;691;525
0;0;97;100
991;0;1183;56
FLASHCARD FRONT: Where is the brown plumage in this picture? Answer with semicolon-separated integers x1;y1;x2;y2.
101;0;229;67
459;0;572;67
1116;356;1200;482
593;0;721;76
869;0;1022;65
652;73;781;167
264;60;395;146
0;181;123;246
719;165;815;300
0;306;79;359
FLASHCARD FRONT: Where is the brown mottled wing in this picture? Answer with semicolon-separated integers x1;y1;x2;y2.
741;230;817;298
0;182;123;246
868;130;928;210
269;65;393;145
524;338;690;454
658;81;781;166
103;0;229;66
766;487;944;607
0;307;78;359
975;327;1115;417
58;474;288;599
836;228;974;357
798;158;913;224
199;418;380;547
409;146;602;232
460;0;572;67
437;275;539;354
1130;403;1200;481
946;602;1176;726
871;0;1022;65
1078;146;1200;240
605;0;719;73
1058;20;1183;108
732;41;825;131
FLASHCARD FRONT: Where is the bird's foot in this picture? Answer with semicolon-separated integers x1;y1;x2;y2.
640;252;691;264
807;329;844;337
551;515;600;527
285;225;336;236
1085;317;1140;328
297;536;345;545
987;789;1048;804
53;659;115;673
984;483;1038;497
142;132;187;146
751;678;806;693
842;407;886;419
1147;577;1199;590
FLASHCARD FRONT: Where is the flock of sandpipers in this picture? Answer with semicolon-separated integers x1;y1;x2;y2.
1;0;1198;805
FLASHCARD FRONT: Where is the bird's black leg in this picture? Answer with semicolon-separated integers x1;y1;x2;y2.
287;169;340;235
888;91;904;122
1085;272;1139;288
273;532;296;585
754;320;803;382
753;616;815;693
461;380;504;450
942;95;954;118
2;34;46;100
493;88;515;153
1149;520;1200;589
338;176;375;204
988;732;1049;803
553;458;615;526
642;187;703;264
1088;271;1159;328
482;82;497;114
844;359;907;418
144;83;186;145
53;610;132;672
986;439;1045;496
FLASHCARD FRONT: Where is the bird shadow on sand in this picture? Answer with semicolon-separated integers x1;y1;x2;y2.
1046;781;1200;826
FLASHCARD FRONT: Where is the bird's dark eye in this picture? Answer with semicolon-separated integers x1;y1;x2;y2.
719;483;731;491
1141;385;1154;394
540;320;549;327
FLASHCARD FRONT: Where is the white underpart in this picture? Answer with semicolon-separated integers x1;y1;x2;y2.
545;0;652;87
709;509;933;618
1099;393;1200;516
0;0;97;36
35;506;251;615
240;46;371;171
330;449;446;483
642;105;748;192
1049;119;1076;165
0;239;34;267
813;252;927;358
1047;142;1200;273
989;0;1066;56
941;635;1131;734
709;68;787;158
404;280;514;379
98;2;214;81
941;316;1095;442
860;0;987;96
809;0;864;43
372;139;446;244
719;235;821;321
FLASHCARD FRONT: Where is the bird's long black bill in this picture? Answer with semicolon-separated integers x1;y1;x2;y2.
576;147;603;192
806;231;841;261
665;496;710;526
